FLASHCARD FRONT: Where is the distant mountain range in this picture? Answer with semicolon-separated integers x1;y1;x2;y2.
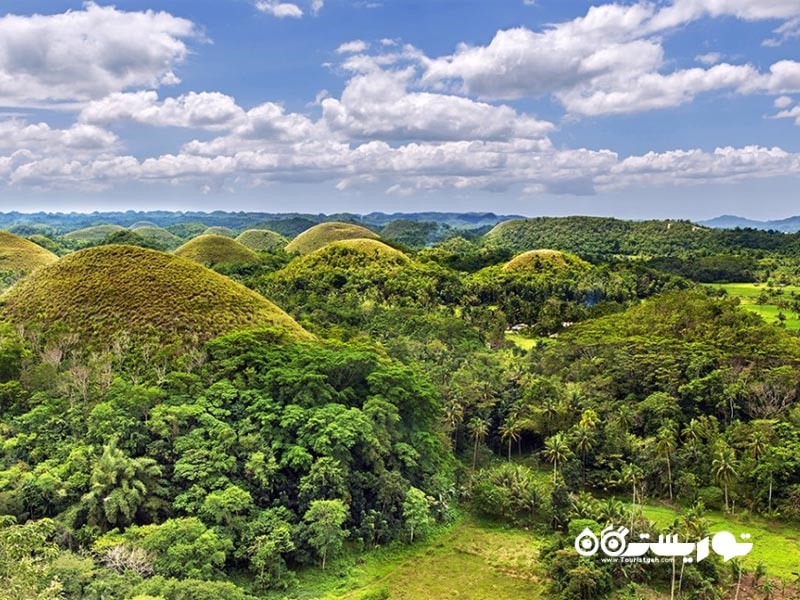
699;214;800;233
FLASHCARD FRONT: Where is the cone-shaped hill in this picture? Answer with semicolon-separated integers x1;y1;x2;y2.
0;245;311;347
502;249;591;275
64;224;126;242
131;225;183;249
0;231;59;281
236;229;288;252
203;226;237;238
261;238;461;314
174;234;261;268
285;222;379;255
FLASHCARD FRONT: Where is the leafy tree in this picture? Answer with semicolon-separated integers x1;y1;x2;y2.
303;499;349;569
402;487;432;543
0;517;63;600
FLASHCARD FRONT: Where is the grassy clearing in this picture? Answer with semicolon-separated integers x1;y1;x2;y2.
504;333;539;350
641;504;800;580
269;516;547;600
705;282;800;330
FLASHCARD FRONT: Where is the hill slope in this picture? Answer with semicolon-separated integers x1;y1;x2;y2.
0;245;310;347
0;231;59;274
63;224;127;242
235;229;288;252
484;217;713;256
502;249;591;274
285;222;379;255
130;225;184;249
174;234;261;267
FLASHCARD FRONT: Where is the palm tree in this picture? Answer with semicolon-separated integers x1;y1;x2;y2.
80;440;164;531
572;425;595;487
499;418;521;461
542;433;572;484
467;417;489;471
656;423;677;501
442;396;464;450
713;446;738;512
621;463;644;531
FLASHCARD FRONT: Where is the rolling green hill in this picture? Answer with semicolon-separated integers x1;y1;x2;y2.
130;225;184;249
0;231;59;287
174;234;262;268
502;249;591;274
0;245;310;347
484;217;714;257
235;229;288;252
285;222;379;255
203;226;237;238
63;224;127;242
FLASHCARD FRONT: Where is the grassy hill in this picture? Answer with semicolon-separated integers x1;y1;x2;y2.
63;224;127;242
174;234;262;268
484;217;714;257
502;249;591;274
285;222;379;255
0;231;59;288
131;225;184;249
0;245;310;347
203;226;237;238
235;229;288;252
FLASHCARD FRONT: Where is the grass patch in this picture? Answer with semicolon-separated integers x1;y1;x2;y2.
704;283;800;330
268;516;548;600
640;504;800;580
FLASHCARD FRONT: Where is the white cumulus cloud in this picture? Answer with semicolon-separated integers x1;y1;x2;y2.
0;3;196;106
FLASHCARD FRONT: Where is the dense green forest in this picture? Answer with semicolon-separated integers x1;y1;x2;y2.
1;213;800;599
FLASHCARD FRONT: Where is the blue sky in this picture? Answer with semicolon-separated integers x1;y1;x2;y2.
0;1;799;219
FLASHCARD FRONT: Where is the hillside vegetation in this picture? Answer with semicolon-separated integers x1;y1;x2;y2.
204;226;237;238
0;231;59;278
485;217;715;256
502;249;591;275
0;245;309;348
285;222;379;255
130;225;184;249
236;229;288;252
63;224;127;242
174;234;262;268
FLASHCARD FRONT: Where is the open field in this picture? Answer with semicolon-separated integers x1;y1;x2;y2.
267;516;547;600
642;504;800;580
704;283;800;330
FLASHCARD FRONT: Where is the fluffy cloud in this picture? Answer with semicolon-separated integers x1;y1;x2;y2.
774;104;800;125
337;40;369;54
696;52;724;65
0;3;196;105
320;68;553;141
421;1;800;115
79;91;246;130
255;1;304;18
255;0;323;18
